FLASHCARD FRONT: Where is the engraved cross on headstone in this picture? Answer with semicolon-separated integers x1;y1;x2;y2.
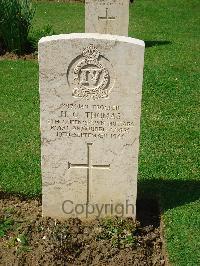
98;8;116;22
68;143;110;204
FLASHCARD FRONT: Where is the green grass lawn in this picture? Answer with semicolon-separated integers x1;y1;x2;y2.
0;0;199;265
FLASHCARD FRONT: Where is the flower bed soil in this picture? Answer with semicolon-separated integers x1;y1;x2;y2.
0;52;38;61
0;193;165;265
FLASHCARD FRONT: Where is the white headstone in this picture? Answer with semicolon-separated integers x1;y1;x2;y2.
39;33;145;219
85;0;129;36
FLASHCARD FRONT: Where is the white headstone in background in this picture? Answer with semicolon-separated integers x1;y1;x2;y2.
39;33;144;219
85;0;129;36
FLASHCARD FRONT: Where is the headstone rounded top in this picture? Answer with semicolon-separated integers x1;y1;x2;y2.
39;33;145;47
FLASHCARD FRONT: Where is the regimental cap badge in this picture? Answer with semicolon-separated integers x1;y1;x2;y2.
67;44;115;100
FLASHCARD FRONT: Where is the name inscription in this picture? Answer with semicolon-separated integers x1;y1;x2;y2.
48;103;134;140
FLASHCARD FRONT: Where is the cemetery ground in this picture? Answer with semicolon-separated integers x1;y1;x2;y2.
0;0;199;265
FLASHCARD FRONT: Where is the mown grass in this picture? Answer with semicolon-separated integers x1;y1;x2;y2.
0;0;199;265
0;61;40;196
31;1;84;34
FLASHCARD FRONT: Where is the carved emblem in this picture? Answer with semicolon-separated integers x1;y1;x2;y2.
67;44;115;100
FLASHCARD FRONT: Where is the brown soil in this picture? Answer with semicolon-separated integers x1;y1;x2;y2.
0;52;38;61
0;194;165;266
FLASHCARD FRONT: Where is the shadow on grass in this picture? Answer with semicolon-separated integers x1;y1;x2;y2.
145;40;172;48
137;179;200;212
1;179;199;226
136;198;160;227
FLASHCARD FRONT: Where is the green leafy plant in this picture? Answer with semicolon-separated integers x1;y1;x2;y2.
0;217;15;237
29;24;55;51
16;233;32;253
0;0;35;54
97;218;136;248
3;207;15;214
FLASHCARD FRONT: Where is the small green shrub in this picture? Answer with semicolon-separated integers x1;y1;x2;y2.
29;24;55;51
0;0;35;54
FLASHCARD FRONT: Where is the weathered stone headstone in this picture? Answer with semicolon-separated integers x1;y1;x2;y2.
85;0;129;36
39;33;144;219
